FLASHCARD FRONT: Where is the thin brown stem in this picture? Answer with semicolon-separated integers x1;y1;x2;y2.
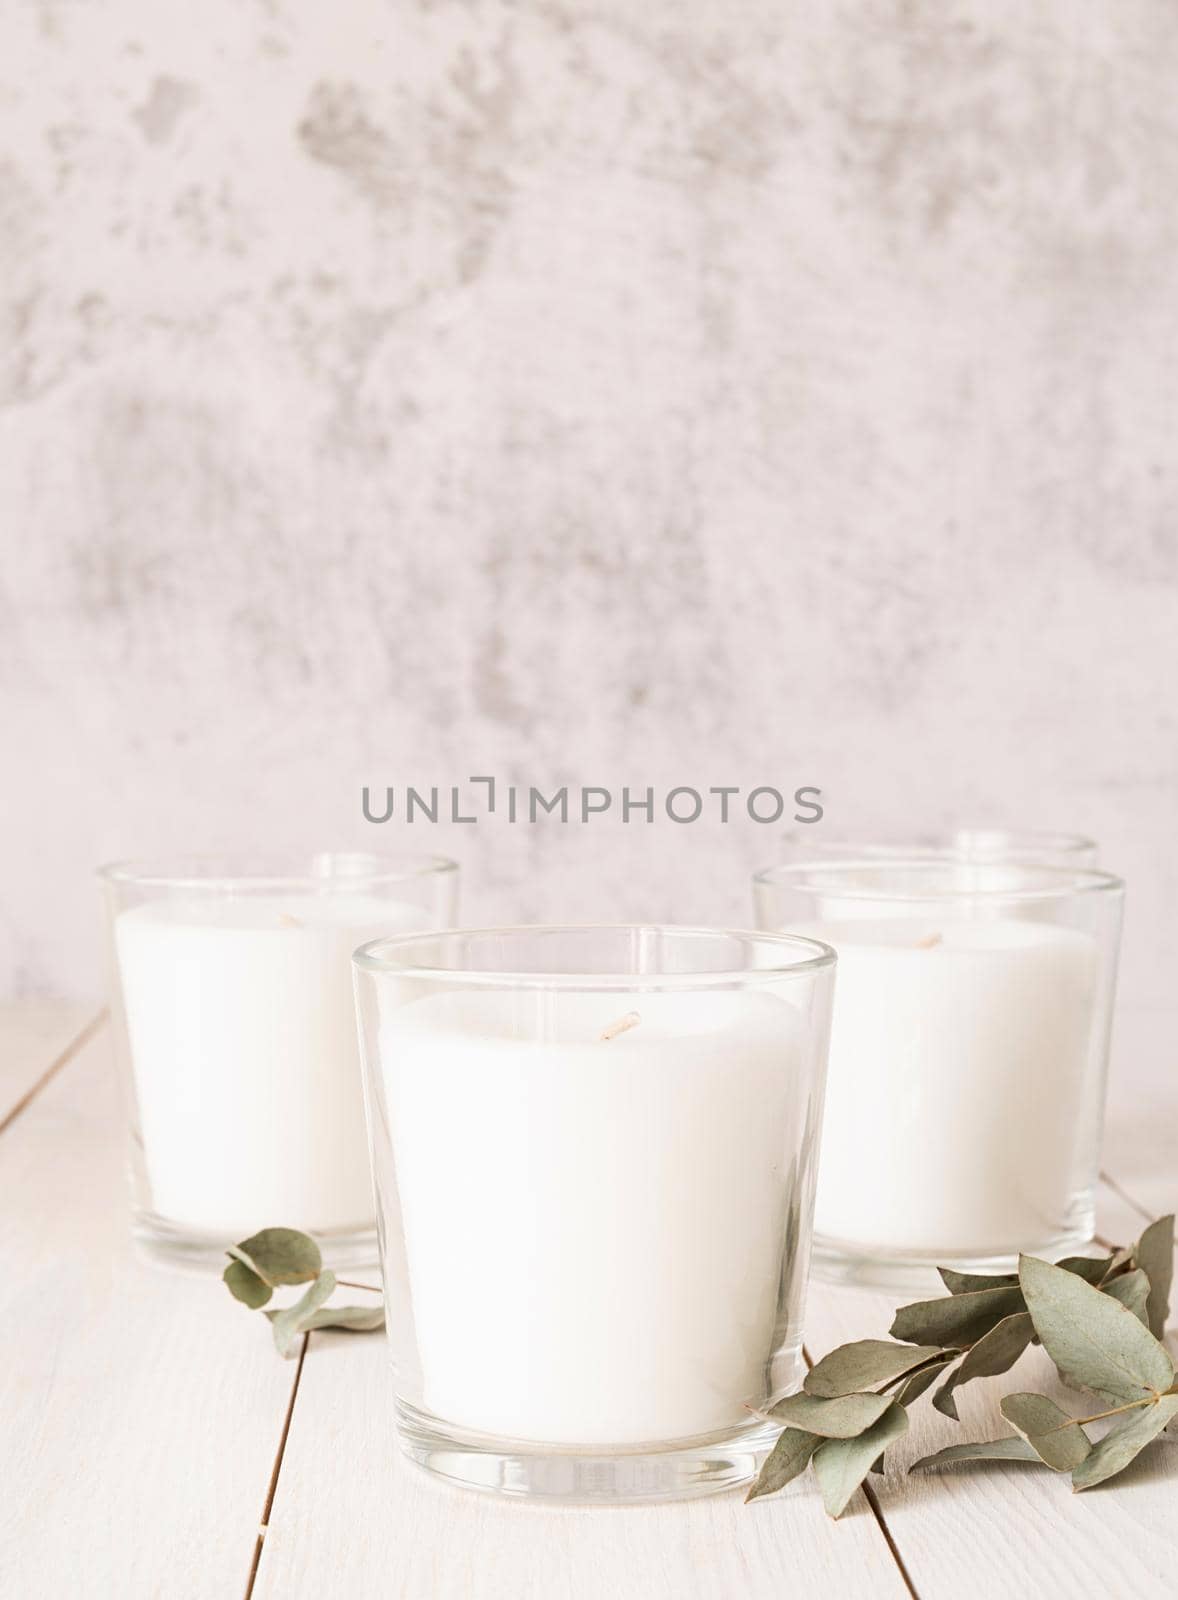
1044;1396;1153;1433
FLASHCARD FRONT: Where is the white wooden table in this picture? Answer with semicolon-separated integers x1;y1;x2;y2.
2;1001;1175;1599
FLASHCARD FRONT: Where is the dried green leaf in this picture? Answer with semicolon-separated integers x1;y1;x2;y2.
229;1227;322;1288
1019;1254;1174;1403
1055;1255;1116;1286
934;1369;960;1420
300;1304;385;1335
1134;1215;1174;1340
1000;1392;1091;1471
265;1269;336;1357
745;1428;820;1502
1072;1394;1178;1491
813;1404;908;1517
769;1390;894;1438
1102;1268;1151;1325
910;1436;1043;1473
934;1255;1108;1301
896;1352;959;1407
963;1311;1035;1376
804;1340;948;1399
223;1257;272;1309
937;1267;1019;1295
890;1285;1025;1350
1101;1246;1135;1280
931;1370;961;1421
933;1312;1035;1420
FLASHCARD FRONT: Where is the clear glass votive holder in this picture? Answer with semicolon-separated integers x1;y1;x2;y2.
779;826;1099;867
754;861;1124;1289
353;925;836;1503
99;852;459;1272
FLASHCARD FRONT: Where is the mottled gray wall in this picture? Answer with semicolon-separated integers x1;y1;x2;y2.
2;1;1176;1010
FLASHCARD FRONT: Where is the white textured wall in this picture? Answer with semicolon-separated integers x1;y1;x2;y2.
2;1;1176;1007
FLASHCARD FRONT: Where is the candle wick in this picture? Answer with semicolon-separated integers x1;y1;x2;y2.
278;913;304;929
915;932;943;949
600;1010;641;1041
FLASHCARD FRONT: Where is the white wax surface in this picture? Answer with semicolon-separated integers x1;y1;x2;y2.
380;988;802;1446
117;895;427;1235
799;918;1098;1253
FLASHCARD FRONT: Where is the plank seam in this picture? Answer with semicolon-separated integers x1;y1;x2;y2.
0;1009;107;1138
244;1331;311;1600
861;1479;921;1600
1100;1168;1159;1225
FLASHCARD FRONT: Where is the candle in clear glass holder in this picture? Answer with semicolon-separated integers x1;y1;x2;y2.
353;925;835;1503
754;860;1123;1289
99;853;458;1270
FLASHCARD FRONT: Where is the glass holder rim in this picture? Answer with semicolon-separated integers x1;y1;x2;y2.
96;851;460;895
352;920;838;988
753;859;1124;905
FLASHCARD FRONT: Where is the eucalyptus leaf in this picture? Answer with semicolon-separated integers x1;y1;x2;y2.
935;1255;1109;1299
1102;1268;1151;1326
770;1389;894;1439
804;1340;948;1399
1019;1254;1174;1403
937;1267;1019;1295
300;1304;386;1335
1072;1394;1178;1491
223;1257;272;1310
931;1370;961;1422
813;1404;908;1517
896;1352;959;1407
1055;1255;1115;1286
265;1269;337;1357
890;1285;1025;1349
1000;1392;1091;1471
962;1312;1035;1377
745;1427;819;1502
933;1312;1034;1420
228;1227;322;1287
1101;1246;1135;1281
910;1436;1043;1473
1134;1214;1175;1340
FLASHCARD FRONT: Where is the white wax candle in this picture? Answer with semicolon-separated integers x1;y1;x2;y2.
803;919;1099;1254
116;895;428;1236
380;989;803;1446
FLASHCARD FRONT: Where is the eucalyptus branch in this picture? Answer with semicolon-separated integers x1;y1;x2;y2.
748;1212;1175;1515
222;1228;386;1355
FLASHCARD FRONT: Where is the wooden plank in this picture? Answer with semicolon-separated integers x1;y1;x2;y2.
0;1022;295;1600
803;1181;1178;1600
253;1322;909;1599
0;999;102;1129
